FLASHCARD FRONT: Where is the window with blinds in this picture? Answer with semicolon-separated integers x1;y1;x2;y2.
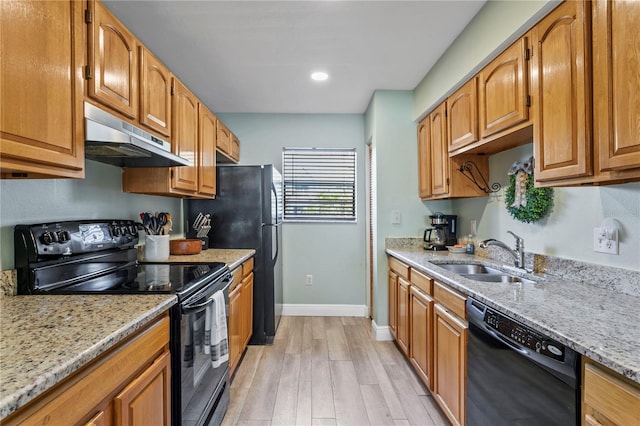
282;148;357;222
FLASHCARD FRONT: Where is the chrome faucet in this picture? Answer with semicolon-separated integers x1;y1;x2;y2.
479;231;525;269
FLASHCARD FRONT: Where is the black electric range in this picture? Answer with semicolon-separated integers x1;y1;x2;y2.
14;220;232;426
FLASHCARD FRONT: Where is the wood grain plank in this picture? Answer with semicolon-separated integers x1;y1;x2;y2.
286;316;304;355
383;363;434;426
344;325;378;385
296;379;313;426
312;419;337;426
224;346;265;425
326;317;350;361
311;316;326;339
239;339;286;421
299;317;314;383
360;384;394;425
271;354;301;425
419;395;449;426
330;360;370;426
311;346;335;419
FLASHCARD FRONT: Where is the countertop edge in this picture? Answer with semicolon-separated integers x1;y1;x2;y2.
385;248;640;385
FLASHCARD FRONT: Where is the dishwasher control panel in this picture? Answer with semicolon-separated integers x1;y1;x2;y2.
484;309;565;361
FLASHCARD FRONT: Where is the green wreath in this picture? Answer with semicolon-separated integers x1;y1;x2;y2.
504;173;554;223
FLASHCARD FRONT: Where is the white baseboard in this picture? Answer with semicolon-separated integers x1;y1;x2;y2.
371;320;394;341
282;304;368;317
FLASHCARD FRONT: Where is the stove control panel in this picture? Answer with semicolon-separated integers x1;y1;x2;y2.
15;220;140;261
484;309;565;361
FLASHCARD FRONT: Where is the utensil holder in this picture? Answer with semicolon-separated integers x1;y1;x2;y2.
144;235;170;261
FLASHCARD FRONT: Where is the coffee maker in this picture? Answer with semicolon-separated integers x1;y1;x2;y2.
424;213;458;251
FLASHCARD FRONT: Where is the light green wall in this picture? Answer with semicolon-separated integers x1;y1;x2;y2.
0;161;183;269
218;113;367;306
413;0;557;120
367;91;452;326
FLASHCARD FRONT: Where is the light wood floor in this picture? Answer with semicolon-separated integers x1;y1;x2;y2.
222;316;449;426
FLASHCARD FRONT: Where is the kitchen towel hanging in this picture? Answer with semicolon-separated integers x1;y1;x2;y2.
204;290;229;368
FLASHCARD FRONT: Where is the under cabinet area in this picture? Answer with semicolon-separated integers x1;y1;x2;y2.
2;314;171;426
582;358;640;426
387;256;468;426
0;0;85;179
229;257;254;377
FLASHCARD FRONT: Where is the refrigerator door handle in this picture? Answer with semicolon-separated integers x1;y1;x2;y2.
271;183;279;225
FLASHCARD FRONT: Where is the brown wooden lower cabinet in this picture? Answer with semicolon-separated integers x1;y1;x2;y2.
3;314;171;426
228;257;254;377
388;256;468;425
582;358;640;426
433;303;468;426
409;285;434;392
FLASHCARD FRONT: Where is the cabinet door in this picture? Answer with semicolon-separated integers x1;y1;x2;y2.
417;117;432;199
388;271;398;338
114;351;171;426
410;286;434;392
397;277;410;356
593;0;640;173
430;104;449;197
198;104;217;197
139;46;171;137
241;272;254;348
231;133;241;163
434;304;467;426
479;38;529;138
532;1;592;182
448;78;479;152
583;360;640;426
87;0;138;119
228;284;242;374
216;120;232;156
171;78;198;193
1;0;84;178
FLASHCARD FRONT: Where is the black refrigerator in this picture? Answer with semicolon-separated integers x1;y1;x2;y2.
187;165;283;344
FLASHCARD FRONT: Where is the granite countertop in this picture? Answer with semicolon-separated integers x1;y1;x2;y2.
0;294;177;420
386;247;640;385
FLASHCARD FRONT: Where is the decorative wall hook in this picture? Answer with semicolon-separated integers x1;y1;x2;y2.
457;161;501;194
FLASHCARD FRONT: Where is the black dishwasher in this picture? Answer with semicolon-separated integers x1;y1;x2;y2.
466;298;580;426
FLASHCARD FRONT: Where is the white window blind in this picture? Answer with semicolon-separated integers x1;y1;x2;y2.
282;148;356;222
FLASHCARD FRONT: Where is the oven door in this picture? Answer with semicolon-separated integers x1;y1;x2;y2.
179;275;231;426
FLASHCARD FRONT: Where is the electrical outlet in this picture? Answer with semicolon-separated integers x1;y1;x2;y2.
306;274;313;286
391;210;401;225
593;228;619;254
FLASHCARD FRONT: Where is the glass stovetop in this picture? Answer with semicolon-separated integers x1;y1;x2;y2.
54;262;227;298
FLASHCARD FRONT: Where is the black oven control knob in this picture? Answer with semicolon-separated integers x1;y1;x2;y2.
56;230;71;243
128;225;138;235
120;225;130;236
41;231;57;245
111;225;122;237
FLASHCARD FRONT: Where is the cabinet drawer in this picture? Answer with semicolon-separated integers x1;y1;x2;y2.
388;257;410;280
433;281;466;319
583;361;640;426
410;268;433;295
230;266;243;292
242;257;254;277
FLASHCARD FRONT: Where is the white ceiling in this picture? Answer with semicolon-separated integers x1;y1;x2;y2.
103;1;486;114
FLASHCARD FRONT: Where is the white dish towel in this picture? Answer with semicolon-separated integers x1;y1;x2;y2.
204;290;229;368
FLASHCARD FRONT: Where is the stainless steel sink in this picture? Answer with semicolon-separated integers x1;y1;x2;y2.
437;264;502;275
462;274;536;285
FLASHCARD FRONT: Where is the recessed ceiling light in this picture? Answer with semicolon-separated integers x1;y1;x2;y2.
310;71;329;81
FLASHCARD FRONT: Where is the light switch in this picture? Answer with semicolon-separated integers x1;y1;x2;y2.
391;210;401;225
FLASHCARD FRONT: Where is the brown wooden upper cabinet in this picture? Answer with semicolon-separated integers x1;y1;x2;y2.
448;78;479;152
171;77;199;193
592;0;640;180
216;120;240;163
198;104;217;197
531;0;640;186
1;0;85;179
417;118;432;199
87;0;138;119
478;37;530;139
418;103;489;201
139;46;172;138
532;0;592;183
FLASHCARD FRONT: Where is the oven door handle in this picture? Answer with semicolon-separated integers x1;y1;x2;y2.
182;274;232;315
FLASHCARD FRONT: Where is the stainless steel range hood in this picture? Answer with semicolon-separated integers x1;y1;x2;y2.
84;102;190;168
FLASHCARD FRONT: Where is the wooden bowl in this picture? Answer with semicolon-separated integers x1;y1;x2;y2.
169;239;202;255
